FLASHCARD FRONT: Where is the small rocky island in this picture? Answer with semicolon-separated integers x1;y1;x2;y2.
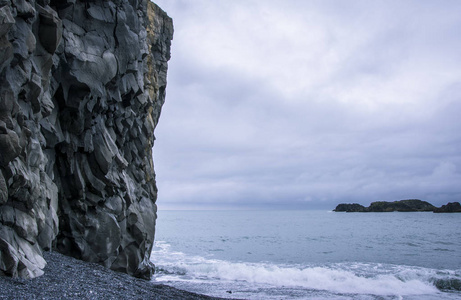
334;199;461;213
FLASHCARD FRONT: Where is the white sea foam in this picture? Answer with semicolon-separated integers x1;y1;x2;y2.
151;241;446;297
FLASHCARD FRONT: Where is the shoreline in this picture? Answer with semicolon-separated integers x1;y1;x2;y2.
0;251;227;300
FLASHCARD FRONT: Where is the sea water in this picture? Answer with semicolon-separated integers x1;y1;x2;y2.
150;210;461;299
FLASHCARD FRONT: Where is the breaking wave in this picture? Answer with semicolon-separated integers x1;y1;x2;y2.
152;241;460;297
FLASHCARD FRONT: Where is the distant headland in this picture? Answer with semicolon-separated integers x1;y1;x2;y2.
333;199;461;213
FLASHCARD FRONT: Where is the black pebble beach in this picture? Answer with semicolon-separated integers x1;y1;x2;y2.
0;252;226;300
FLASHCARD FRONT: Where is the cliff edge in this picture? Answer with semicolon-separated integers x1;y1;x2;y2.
0;0;173;279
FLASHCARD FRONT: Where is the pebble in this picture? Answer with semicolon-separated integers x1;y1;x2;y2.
0;252;227;300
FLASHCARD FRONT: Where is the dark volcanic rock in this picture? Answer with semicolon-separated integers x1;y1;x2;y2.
0;0;173;279
434;202;461;213
333;203;366;212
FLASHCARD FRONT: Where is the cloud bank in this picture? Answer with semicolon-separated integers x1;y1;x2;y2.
153;0;461;209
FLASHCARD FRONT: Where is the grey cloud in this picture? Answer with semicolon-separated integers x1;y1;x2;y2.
153;0;461;209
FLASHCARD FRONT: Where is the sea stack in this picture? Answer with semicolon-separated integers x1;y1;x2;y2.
0;0;173;279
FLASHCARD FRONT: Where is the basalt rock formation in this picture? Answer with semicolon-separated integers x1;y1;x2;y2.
0;0;173;279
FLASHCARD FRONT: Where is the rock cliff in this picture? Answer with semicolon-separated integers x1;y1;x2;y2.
0;0;173;279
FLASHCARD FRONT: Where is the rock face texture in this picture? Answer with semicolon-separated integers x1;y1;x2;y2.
0;0;173;279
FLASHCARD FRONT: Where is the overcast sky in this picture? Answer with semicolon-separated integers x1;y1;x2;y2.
152;0;461;210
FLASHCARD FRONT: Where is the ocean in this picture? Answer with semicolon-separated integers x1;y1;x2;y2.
150;210;461;299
